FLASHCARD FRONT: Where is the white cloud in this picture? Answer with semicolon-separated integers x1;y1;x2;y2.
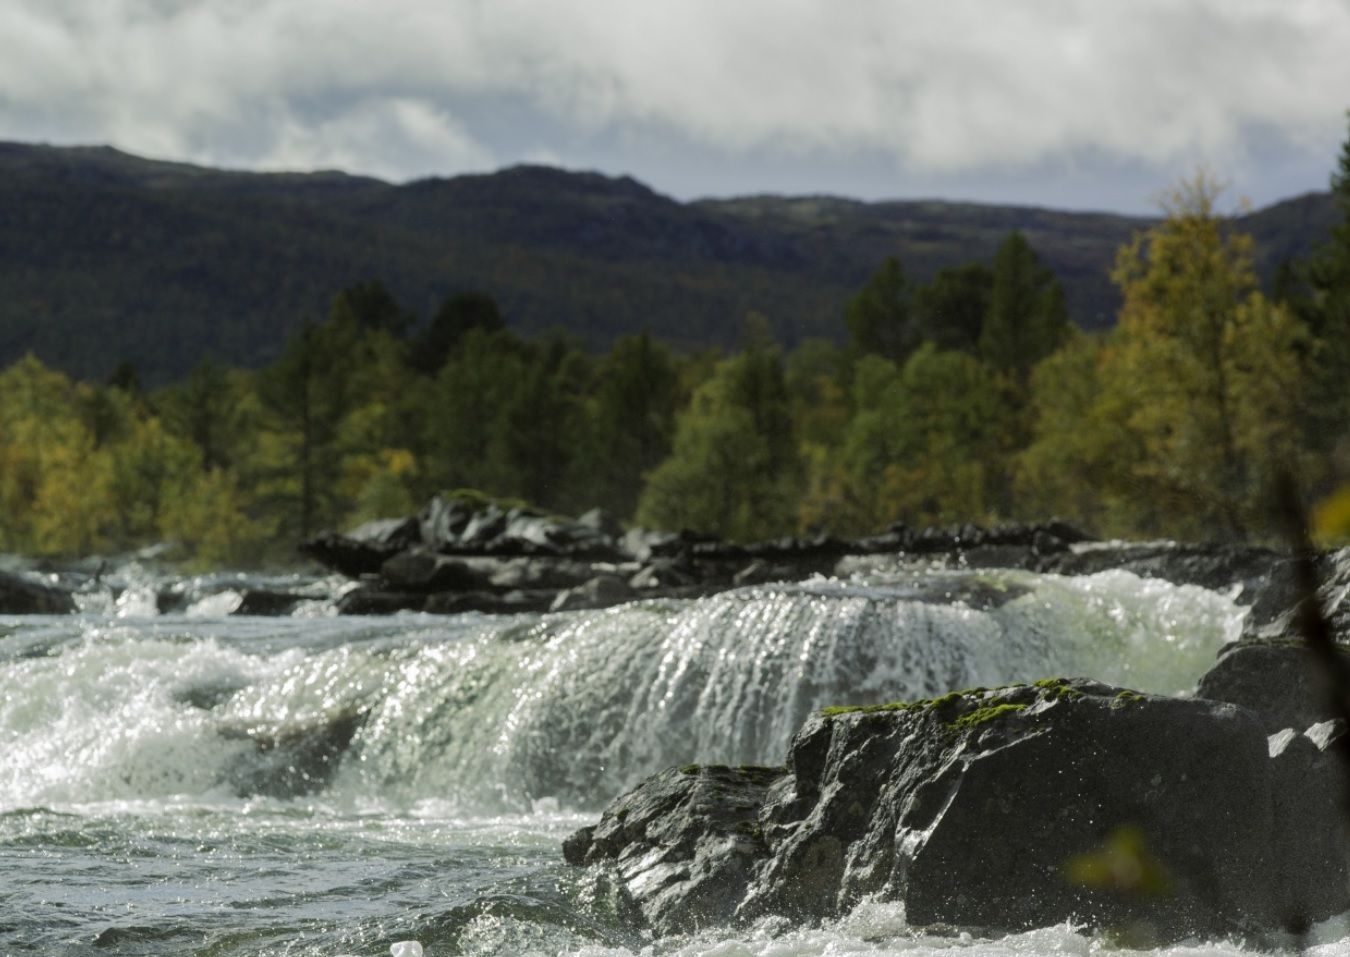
1;0;1347;190
264;97;493;179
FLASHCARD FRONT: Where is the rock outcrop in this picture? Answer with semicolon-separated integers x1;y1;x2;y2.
567;677;1350;942
1196;639;1345;734
564;764;785;933
302;496;1316;620
0;568;77;614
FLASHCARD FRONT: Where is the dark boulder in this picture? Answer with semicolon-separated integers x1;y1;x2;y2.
565;764;785;935
569;679;1278;941
336;586;427;615
1267;720;1349;929
379;551;487;592
743;680;1272;940
1195;639;1346;735
1251;547;1350;643
424;589;554;615
487;557;597;591
298;531;400;577
233;589;307;616
629;557;700;591
0;568;76;614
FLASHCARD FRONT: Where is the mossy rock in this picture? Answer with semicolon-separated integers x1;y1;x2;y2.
820;677;1088;726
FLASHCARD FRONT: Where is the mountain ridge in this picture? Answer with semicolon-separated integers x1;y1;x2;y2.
0;141;1337;383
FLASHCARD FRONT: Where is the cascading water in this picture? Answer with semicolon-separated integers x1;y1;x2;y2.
3;568;1242;814
2;564;1342;957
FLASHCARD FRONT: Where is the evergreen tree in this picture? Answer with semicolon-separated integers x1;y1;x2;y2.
409;292;506;375
913;263;992;353
584;332;681;519
637;320;799;539
1301;114;1350;488
845;257;919;363
1101;175;1310;540
979;232;1069;377
330;280;413;337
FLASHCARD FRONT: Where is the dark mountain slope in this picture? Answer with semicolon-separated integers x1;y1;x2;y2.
0;142;1336;382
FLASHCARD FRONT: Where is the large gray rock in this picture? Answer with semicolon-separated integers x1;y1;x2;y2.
564;764;785;935
379;550;487;592
1196;639;1345;734
568;679;1279;941
745;680;1273;940
1267;721;1350;929
0;568;76;614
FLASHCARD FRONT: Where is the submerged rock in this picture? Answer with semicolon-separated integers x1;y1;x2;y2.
568;679;1283;941
220;709;366;798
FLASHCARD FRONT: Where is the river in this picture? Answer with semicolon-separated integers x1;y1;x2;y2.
2;563;1346;955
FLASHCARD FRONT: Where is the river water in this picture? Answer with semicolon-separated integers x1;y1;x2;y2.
2;564;1347;956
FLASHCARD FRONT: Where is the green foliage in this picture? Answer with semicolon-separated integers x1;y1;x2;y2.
845;257;918;363
408;292;505;376
1022;175;1314;541
330;280;415;337
577;332;682;519
637;331;800;540
1104;176;1309;539
1298;114;1350;492
913;262;992;353
0;152;1341;563
979;232;1069;376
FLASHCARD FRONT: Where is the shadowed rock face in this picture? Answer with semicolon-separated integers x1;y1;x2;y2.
300;495;1317;621
0;569;76;614
1268;721;1349;930
1196;640;1345;735
567;679;1286;941
564;764;785;934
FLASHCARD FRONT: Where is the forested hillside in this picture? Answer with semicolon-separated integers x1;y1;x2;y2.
0;142;1337;382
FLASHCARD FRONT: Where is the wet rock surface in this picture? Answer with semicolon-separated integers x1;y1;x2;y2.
1267;720;1349;929
564;764;785;934
1196;639;1345;734
566;677;1350;942
0;568;77;614
298;497;1319;619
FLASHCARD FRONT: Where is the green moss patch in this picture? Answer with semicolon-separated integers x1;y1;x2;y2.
947;702;1029;729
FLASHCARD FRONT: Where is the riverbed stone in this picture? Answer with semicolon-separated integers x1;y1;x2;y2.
1267;720;1350;929
0;568;76;614
1196;639;1344;734
566;764;785;935
569;679;1279;941
744;679;1273;939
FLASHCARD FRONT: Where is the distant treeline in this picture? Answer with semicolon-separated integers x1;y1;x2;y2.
4;152;1350;565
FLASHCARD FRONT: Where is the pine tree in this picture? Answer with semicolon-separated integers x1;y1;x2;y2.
978;232;1068;377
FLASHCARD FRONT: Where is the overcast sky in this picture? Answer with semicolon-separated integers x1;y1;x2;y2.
3;0;1349;213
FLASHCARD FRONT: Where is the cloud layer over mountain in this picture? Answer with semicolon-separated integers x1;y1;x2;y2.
4;1;1349;209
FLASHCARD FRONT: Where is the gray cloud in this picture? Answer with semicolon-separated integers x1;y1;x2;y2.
2;0;1348;207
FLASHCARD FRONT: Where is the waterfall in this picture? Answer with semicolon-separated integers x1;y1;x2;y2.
0;567;1245;814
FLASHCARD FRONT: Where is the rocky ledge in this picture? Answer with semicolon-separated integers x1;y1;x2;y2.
565;655;1350;943
294;492;1331;620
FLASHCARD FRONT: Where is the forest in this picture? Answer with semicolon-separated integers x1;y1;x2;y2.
3;148;1349;566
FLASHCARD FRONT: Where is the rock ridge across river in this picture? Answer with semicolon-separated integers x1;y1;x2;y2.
290;492;1330;621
